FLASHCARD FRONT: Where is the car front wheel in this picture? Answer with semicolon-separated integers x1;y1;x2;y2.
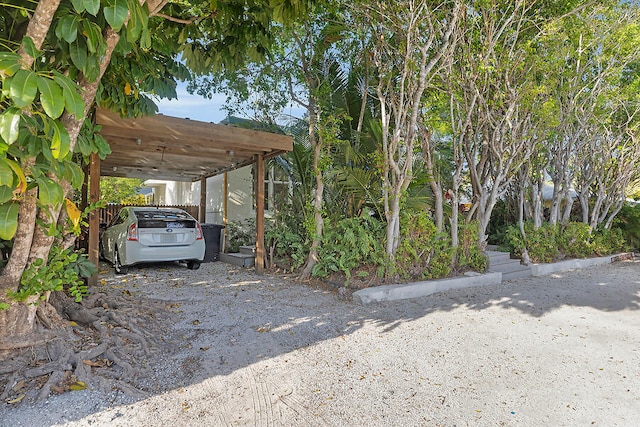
114;247;129;275
187;260;201;270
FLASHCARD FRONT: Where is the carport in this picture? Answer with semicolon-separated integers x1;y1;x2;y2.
87;108;293;282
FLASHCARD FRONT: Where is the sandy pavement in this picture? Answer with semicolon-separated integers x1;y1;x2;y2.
2;258;640;426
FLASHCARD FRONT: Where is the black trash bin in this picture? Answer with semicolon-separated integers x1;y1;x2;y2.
200;224;225;262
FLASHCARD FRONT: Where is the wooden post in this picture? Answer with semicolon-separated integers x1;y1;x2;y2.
255;154;265;274
88;153;100;286
223;172;228;252
199;176;207;223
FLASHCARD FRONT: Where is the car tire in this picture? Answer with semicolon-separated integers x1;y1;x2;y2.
187;260;201;270
114;248;129;275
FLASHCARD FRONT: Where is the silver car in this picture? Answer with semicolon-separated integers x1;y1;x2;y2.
100;207;205;274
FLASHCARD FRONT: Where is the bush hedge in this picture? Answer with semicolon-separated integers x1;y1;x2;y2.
507;221;626;263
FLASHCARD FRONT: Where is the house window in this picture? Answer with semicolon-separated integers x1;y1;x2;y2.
252;164;292;212
265;166;292;213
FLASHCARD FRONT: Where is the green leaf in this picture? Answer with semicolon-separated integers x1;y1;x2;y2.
83;0;100;15
126;0;148;42
0;108;21;145
51;120;71;159
63;161;85;189
36;177;64;207
52;71;85;118
82;21;102;53
0;201;19;240
21;37;41;61
4;159;26;194
0;186;12;204
9;70;38;108
94;133;112;159
70;0;85;13
0;158;12;186
83;53;100;81
140;29;152;50
69;38;88;73
0;52;21;77
104;0;129;32
55;15;80;43
38;77;65;119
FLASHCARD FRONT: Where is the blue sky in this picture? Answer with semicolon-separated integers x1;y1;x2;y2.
156;83;306;124
156;85;229;123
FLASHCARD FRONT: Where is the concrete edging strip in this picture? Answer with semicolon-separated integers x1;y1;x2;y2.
352;272;502;305
352;253;633;305
530;255;613;276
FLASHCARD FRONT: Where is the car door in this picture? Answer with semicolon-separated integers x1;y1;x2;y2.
102;208;129;262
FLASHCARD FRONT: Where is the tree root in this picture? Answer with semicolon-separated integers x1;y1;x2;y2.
1;286;179;405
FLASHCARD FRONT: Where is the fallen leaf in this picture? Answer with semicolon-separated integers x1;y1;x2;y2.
12;380;27;393
192;320;200;325
51;385;66;394
256;323;271;333
69;321;78;326
69;381;86;391
6;394;25;404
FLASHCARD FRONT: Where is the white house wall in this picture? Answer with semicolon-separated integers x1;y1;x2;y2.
145;166;255;225
202;167;254;224
144;180;196;205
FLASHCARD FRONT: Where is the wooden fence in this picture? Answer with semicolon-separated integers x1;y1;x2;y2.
99;204;200;225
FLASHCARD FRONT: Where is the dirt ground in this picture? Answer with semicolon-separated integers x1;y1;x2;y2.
1;258;640;426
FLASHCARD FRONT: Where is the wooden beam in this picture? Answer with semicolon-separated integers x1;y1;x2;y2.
88;153;100;286
199;176;206;222
255;154;265;275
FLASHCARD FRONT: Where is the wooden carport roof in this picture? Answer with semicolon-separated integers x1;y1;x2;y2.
87;108;293;282
96;108;293;182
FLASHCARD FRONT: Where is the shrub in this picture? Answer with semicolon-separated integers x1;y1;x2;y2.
506;222;558;263
591;227;626;256
612;203;640;251
9;246;96;304
265;220;307;272
507;220;626;263
225;219;255;253
456;221;488;273
395;211;454;280
312;215;386;283
557;222;592;259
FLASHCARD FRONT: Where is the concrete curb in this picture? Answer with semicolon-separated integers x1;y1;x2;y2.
352;253;633;305
530;255;613;276
530;252;633;276
352;272;502;305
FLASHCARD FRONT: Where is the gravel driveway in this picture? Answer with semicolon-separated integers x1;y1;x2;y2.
2;259;640;426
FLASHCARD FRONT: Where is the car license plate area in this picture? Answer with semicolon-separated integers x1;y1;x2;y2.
161;233;177;243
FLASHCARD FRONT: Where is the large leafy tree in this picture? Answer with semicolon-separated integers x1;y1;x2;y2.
350;0;462;264
0;0;312;354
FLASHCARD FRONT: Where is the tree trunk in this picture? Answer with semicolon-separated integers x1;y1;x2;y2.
431;182;444;233
532;179;543;228
300;105;324;280
518;180;531;265
1;9;123;352
385;191;401;259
